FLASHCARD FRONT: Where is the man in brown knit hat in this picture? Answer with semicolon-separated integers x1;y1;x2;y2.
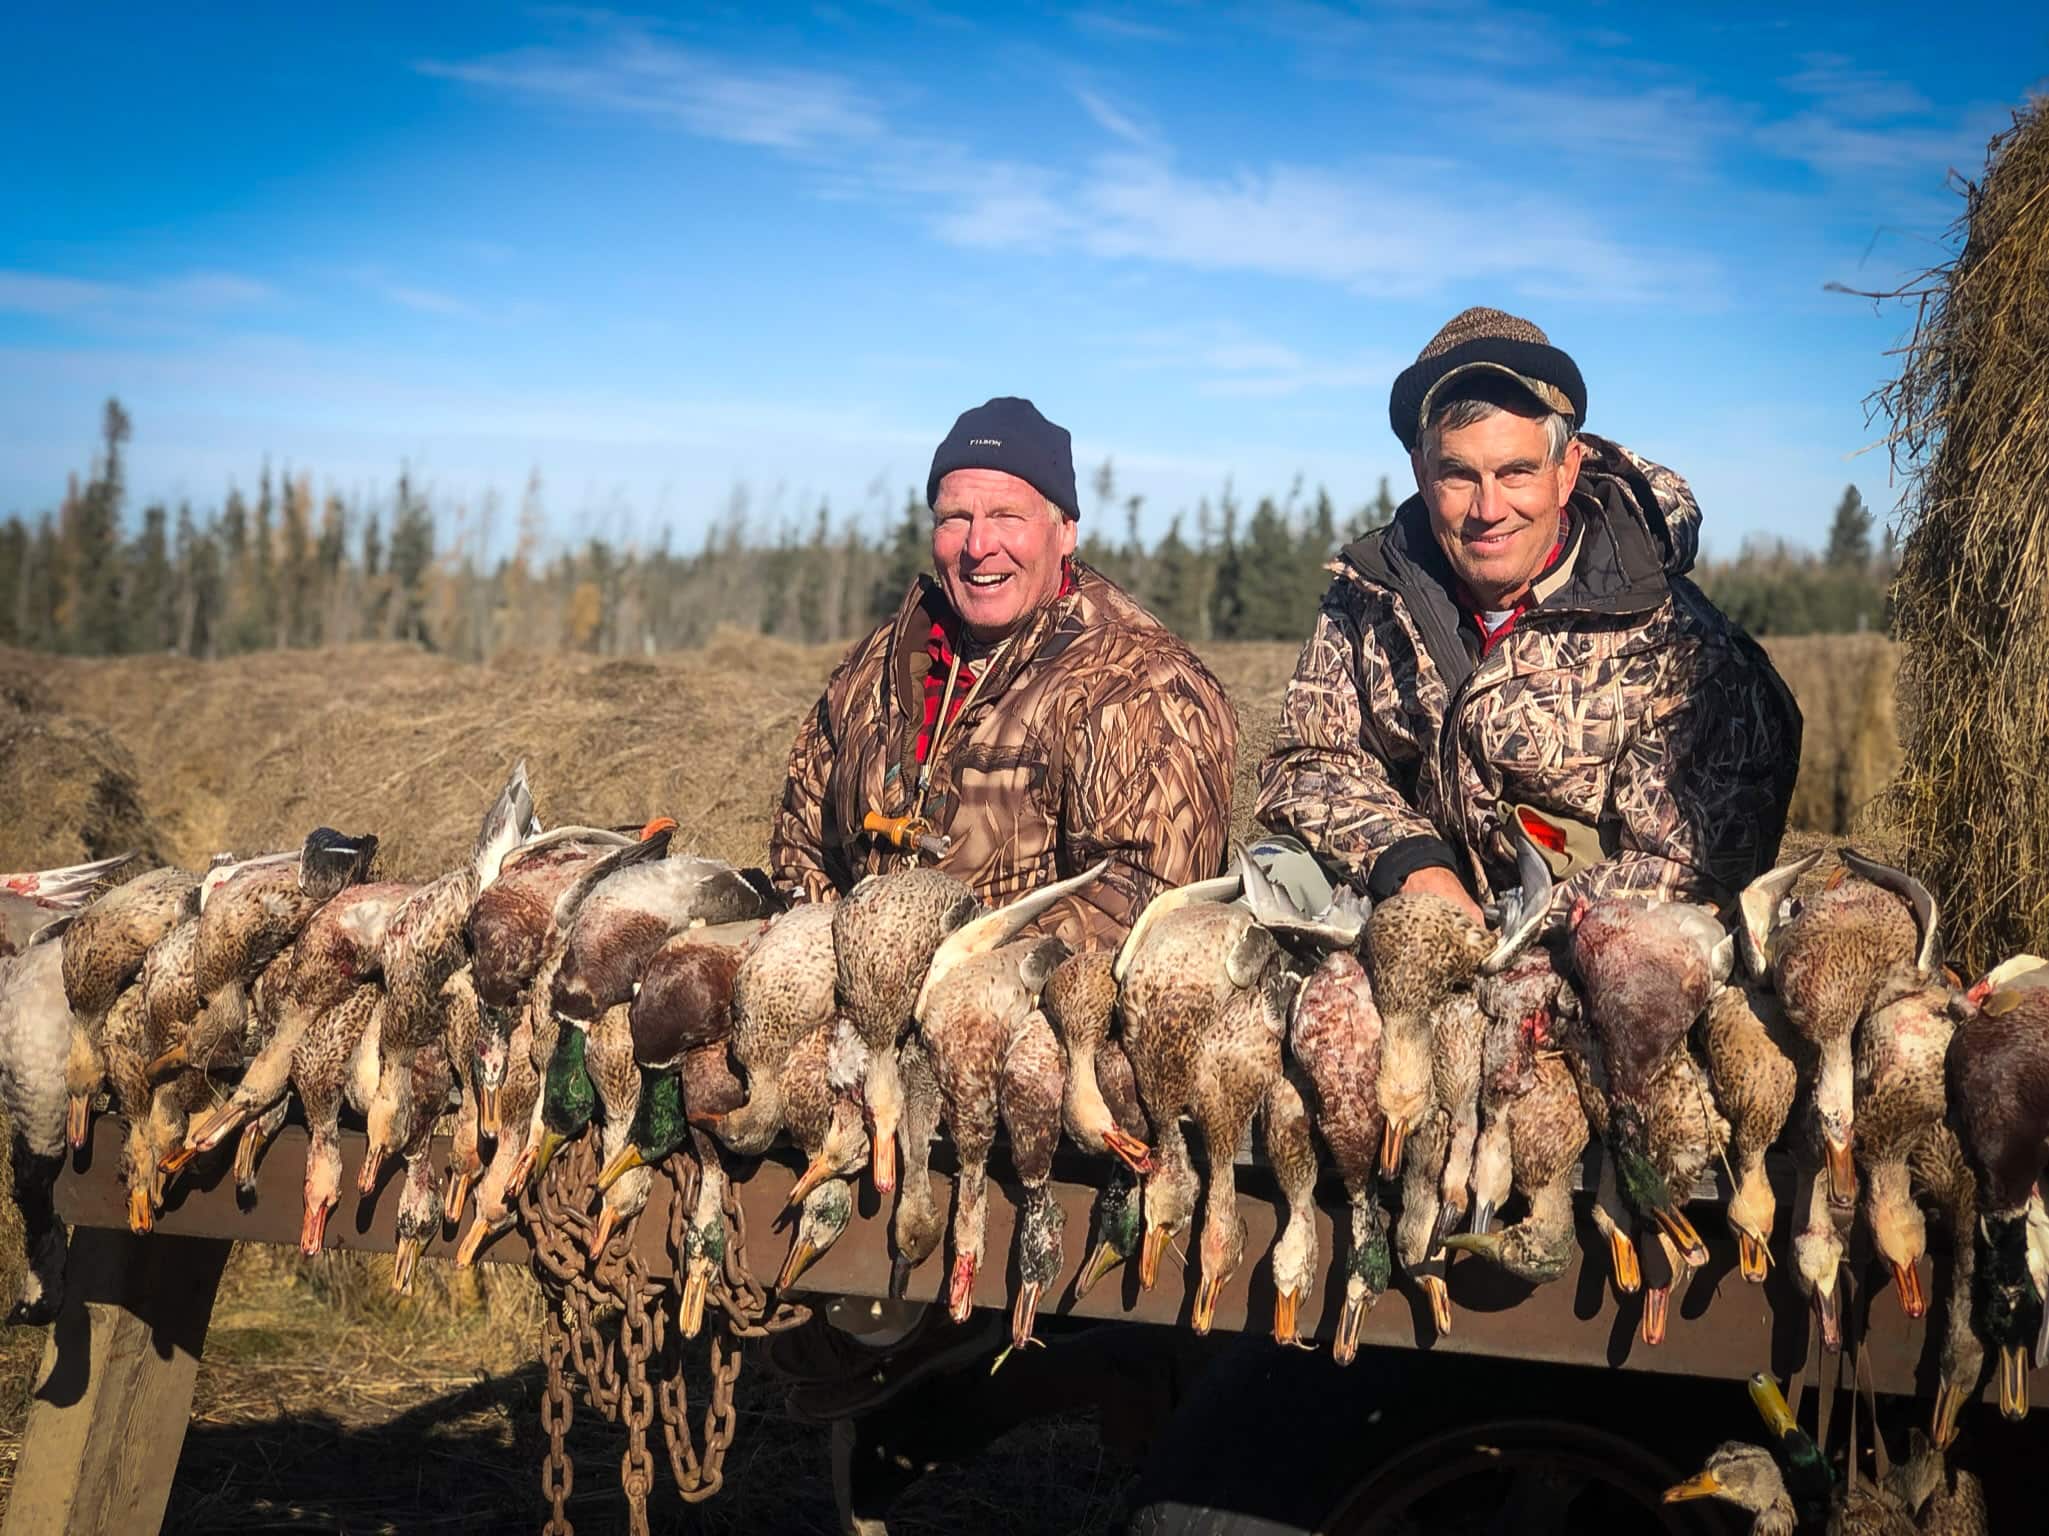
1256;306;1800;917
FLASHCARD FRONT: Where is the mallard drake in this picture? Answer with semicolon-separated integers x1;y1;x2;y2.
291;982;383;1256
1117;888;1303;1337
1570;896;1731;1272
1745;849;1937;1210
1042;949;1149;1175
1673;1418;1987;1534
1855;967;1956;1318
368;766;532;1186
1;853;134;955
1947;978;2049;1420
1288;949;1389;1363
711;903;834;1154
0;928;80;1320
1914;1122;1984;1449
630;935;747;1126
1076;1166;1144;1300
1702;980;1805;1283
61;864;199;1145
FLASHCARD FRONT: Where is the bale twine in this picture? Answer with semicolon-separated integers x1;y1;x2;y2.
1878;100;2049;976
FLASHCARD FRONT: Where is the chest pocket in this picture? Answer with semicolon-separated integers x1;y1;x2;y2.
1468;663;1636;823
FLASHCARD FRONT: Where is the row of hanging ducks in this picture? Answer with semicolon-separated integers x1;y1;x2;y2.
5;776;2048;1450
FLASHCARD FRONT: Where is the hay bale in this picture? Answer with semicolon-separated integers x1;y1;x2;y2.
0;683;165;870
1878;101;2049;976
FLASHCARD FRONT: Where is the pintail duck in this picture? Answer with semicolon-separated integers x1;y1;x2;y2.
1;852;134;956
1287;949;1389;1363
1744;849;1937;1211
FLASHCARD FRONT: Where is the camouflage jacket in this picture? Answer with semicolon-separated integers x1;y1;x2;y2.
1254;435;1800;912
770;562;1237;951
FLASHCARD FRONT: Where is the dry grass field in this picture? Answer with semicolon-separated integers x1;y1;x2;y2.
0;631;1900;1532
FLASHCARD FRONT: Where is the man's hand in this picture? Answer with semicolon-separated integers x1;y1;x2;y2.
1398;866;1487;926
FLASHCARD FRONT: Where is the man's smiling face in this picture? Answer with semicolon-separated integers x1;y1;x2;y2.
930;467;1077;642
1413;403;1583;610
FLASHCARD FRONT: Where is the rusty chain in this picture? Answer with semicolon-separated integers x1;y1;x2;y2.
518;1130;814;1526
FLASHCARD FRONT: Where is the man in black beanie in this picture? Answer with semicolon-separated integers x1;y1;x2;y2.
1258;305;1800;932
770;394;1234;951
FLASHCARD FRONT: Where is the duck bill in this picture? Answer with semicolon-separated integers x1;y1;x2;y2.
1191;1270;1226;1336
680;1263;712;1338
1649;1206;1708;1269
505;1145;538;1198
391;1237;422;1295
1380;1117;1410;1178
1431;1199;1466;1255
1891;1258;1927;1319
590;1204;621;1256
947;1253;978;1324
1102;1129;1153;1176
1932;1377;1970;1450
784;1152;837;1210
1011;1281;1045;1351
778;1233;824;1291
1333;1291;1370;1366
477;1084;501;1140
300;1197;332;1258
126;1184;155;1234
1441;1231;1501;1266
1662;1472;1724;1504
444;1165;477;1226
1419;1274;1452;1337
1139;1226;1172;1291
1813;1283;1842;1353
1747;1373;1799;1438
1468;1199;1496;1238
868;1127;898;1197
1737;1229;1771;1284
889;1251;918;1300
2000;1344;2031;1422
144;1045;188;1082
183;1101;248;1159
528;1128;565;1184
1607;1226;1642;1294
596;1144;647;1195
1272;1288;1304;1348
157;1141;202;1179
66;1093;92;1151
1075;1239;1126;1299
1642;1286;1671;1347
232;1121;271;1189
356;1139;389;1196
454;1216;494;1269
1823;1132;1857;1210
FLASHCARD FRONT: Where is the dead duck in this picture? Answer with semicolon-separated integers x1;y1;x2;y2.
1744;849;1937;1211
1947;977;2049;1421
887;1028;947;1299
1002;1001;1071;1350
1792;1130;1848;1354
1;852;134;955
440;966;486;1224
832;867;984;1196
583;1001;645;1254
678;1126;728;1337
168;881;415;1176
550;835;776;1023
61;864;199;1146
456;1007;540;1267
0;928;81;1320
1287;949;1390;1364
1702;980;1806;1283
1854;966;1957;1318
710;904;835;1154
1639;1045;1730;1346
1263;1070;1321;1348
292;982;384;1255
631;935;748;1134
1443;1049;1589;1287
1915;1122;1985;1450
389;1040;457;1295
769;1022;870;1290
367;767;532;1189
1393;1111;1454;1336
1664;1442;1798;1536
1116;892;1299;1337
1430;991;1489;1247
1469;945;1570;1236
1569;896;1732;1274
1042;948;1150;1175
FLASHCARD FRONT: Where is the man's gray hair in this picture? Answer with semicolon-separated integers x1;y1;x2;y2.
1420;388;1576;466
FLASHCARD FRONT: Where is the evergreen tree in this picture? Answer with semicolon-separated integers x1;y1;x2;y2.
127;504;170;652
1824;485;1872;569
389;472;436;646
1209;487;1245;640
0;519;24;647
1347;475;1398;541
67;399;129;654
871;491;925;623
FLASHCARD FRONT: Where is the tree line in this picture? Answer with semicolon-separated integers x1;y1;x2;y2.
0;401;1894;662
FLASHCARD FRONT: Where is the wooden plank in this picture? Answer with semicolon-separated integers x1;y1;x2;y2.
2;1227;231;1536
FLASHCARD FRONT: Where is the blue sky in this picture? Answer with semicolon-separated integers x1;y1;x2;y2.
2;3;2042;557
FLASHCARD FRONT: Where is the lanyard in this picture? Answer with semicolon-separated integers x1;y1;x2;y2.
914;638;1007;812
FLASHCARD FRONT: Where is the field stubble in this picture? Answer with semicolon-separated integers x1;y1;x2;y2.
0;630;1898;1531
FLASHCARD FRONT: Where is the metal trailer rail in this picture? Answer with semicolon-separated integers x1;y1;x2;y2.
7;1102;1978;1535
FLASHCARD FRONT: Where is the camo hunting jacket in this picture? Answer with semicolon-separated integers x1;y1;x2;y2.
771;562;1237;951
1255;434;1801;914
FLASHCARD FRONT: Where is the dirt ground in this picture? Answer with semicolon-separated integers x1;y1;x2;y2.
0;632;1898;1532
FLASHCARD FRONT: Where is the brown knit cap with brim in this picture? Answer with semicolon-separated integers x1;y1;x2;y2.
1388;306;1587;452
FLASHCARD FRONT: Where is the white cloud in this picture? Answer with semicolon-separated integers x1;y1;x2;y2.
1073;85;1153;149
0;269;276;321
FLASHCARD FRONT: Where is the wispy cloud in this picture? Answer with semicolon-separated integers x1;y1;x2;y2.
0;269;276;320
1073;85;1154;149
1069;9;1182;44
417;29;882;152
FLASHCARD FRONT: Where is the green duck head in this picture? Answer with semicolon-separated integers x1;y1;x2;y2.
597;1069;686;1192
1747;1372;1833;1528
1973;1210;2042;1420
541;1023;596;1139
1077;1165;1142;1298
